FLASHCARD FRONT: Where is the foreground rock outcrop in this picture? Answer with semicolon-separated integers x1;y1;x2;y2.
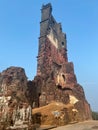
0;67;32;129
33;101;78;126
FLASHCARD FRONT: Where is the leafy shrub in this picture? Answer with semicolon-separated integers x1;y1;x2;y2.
92;111;98;120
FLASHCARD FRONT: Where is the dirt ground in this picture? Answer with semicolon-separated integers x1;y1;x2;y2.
51;120;98;130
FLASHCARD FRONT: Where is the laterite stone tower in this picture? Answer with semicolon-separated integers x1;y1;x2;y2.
32;3;92;121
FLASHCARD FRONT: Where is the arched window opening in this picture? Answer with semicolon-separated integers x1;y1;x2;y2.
62;42;65;46
62;74;66;81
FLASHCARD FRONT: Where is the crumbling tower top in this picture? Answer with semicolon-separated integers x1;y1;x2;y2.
41;3;52;22
40;3;67;49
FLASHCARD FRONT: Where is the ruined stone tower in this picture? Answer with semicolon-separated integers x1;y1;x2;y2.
31;3;92;122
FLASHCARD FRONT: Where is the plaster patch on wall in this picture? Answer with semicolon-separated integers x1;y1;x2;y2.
56;73;66;86
47;29;58;49
72;108;78;112
69;95;79;105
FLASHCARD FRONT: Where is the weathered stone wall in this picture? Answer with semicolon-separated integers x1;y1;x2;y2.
0;67;32;129
31;3;92;124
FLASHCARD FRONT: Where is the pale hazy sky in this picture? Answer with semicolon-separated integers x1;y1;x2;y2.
0;0;98;111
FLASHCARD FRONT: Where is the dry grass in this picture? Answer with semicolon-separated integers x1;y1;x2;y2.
33;102;73;115
32;102;73;126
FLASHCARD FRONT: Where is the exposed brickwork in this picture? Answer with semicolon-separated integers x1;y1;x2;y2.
31;3;92;123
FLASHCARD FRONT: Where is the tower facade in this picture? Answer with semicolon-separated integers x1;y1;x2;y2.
32;3;92;122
